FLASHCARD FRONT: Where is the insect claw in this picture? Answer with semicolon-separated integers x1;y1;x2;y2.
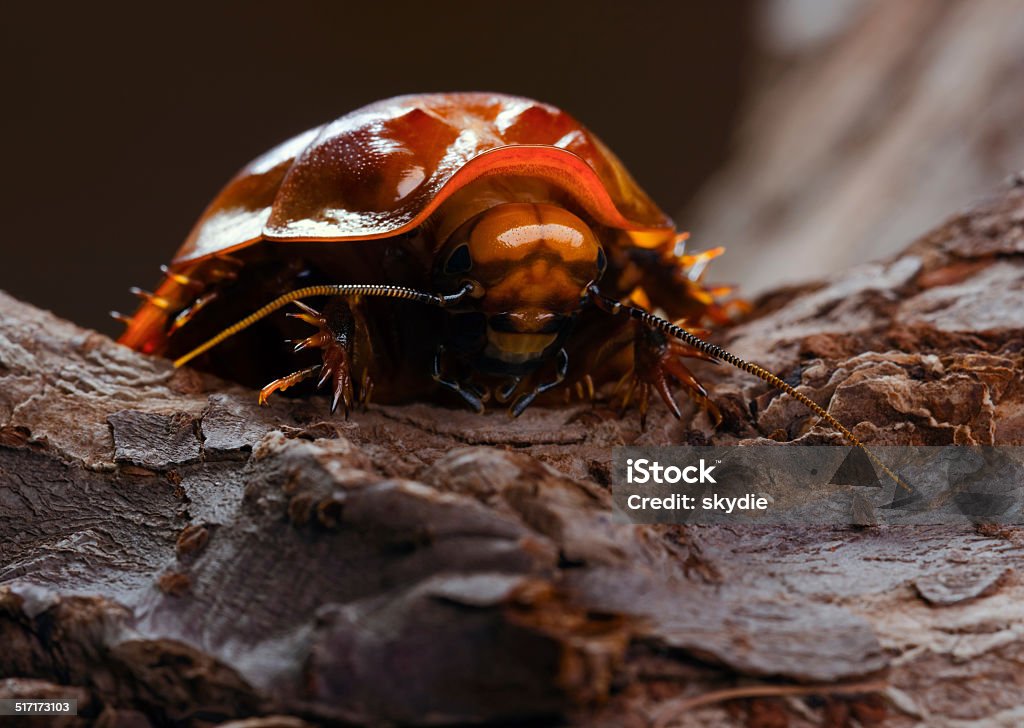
655;374;683;420
358;369;374;410
258;365;320;405
555;348;569;378
663;357;709;399
495;376;521;404
285;301;327;328
432;347;486;413
293;331;331;353
704;399;723;428
317;368;332;389
169;292;218;336
510;393;534;418
507;349;568;417
621;378;637;409
292;300;321;317
584;374;595;401
286;311;321;325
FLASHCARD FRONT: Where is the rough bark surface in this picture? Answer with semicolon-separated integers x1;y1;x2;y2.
1;179;1023;726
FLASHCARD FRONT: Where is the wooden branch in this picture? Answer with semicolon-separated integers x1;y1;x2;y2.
1;179;1022;725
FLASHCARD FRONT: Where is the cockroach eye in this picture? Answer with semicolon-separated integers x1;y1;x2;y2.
444;244;473;275
596;247;607;274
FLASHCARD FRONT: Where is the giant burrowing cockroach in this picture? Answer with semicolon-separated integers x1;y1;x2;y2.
117;93;898;482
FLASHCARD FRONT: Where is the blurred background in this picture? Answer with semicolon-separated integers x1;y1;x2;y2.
2;0;1022;334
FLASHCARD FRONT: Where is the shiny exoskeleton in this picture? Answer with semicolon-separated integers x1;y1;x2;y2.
118;93;739;424
117;93;910;491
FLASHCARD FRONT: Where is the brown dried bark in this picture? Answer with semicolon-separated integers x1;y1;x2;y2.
1;178;1023;726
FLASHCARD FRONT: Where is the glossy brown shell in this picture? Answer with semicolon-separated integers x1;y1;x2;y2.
174;92;674;265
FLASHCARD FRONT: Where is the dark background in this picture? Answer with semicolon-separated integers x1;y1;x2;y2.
1;1;754;334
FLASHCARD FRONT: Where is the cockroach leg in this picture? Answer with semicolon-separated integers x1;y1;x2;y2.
319;299;365;416
318;336;353;416
358;368;374;410
160;264;203;288
263;297;370;416
630;319;712;430
259;365;321;406
495;376;522;404
169;292;219;335
431;346;486;413
698;395;723;428
584;373;596;401
568;373;596;403
510;348;569;418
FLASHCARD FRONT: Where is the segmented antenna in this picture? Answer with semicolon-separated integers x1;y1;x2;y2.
172;283;473;368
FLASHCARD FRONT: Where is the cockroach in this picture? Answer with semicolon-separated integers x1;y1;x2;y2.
117;93;898;483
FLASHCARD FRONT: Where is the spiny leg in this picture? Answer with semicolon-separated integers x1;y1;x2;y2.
510;348;569;418
261;298;371;416
432;346;488;413
259;365;321;405
630;319;717;429
171;279;476;411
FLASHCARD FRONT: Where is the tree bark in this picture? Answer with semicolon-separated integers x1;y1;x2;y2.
1;178;1023;726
